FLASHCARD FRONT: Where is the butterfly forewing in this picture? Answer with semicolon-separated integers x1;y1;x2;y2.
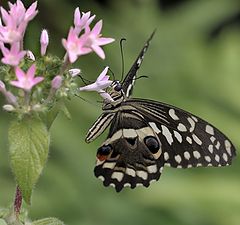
126;98;236;168
122;31;155;97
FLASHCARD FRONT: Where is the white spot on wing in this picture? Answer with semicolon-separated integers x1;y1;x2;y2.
124;183;131;187
193;151;201;159
149;122;161;134
174;130;182;143
225;140;232;155
177;123;187;132
187;117;195;132
110;183;115;188
161;125;173;145
192;116;198;122
208;145;214;153
192;134;202;145
123;129;137;138
184;151;191;160
111;172;124;182
98;176;105;181
126;168;136;177
210;136;216;143
169;109;179;120
164;152;169;161
147;165;157;173
215;155;220;162
215;141;220;150
204;156;211;162
206;125;214;135
137;171;148;180
103;162;116;169
175;155;182;163
186;136;192;144
223;153;228;162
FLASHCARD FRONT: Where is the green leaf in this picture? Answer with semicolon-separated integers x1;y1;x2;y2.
0;219;7;225
32;218;64;225
8;117;50;204
61;104;71;120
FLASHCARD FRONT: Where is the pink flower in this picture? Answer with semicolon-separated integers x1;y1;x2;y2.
1;42;26;66
74;8;95;35
40;29;49;56
0;1;38;43
62;27;91;63
10;64;44;91
79;66;112;91
80;20;115;59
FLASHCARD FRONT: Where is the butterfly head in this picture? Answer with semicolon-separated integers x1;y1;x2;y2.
103;80;125;109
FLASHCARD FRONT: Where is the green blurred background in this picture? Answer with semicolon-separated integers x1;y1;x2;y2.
1;0;240;224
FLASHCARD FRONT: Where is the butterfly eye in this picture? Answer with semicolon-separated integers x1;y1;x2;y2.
114;83;122;92
144;136;160;154
97;145;112;161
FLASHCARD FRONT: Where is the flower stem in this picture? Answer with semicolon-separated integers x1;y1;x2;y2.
14;186;22;217
60;54;70;75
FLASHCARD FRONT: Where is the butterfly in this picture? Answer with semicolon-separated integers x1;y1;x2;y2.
85;32;236;192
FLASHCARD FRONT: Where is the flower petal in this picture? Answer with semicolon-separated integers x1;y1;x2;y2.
91;44;105;59
27;63;36;79
96;37;115;46
97;66;109;81
92;20;102;36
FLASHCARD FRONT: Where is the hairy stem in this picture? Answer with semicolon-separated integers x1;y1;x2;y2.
14;186;22;217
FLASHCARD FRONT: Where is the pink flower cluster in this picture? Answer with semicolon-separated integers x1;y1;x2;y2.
0;0;115;111
62;7;114;63
0;0;38;66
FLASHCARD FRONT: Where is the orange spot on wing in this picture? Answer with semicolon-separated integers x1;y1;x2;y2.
97;154;108;161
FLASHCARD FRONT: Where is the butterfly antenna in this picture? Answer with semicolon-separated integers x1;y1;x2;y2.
78;75;92;85
74;94;102;108
120;38;126;82
134;75;149;81
108;67;116;80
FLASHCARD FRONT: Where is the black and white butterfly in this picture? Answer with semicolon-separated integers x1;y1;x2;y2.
86;32;236;192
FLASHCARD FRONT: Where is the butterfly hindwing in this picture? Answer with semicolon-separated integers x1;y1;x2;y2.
126;98;236;168
94;110;165;192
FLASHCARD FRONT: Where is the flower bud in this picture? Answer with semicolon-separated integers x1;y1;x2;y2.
5;91;17;105
0;80;6;92
69;68;81;77
40;29;49;56
26;50;36;61
51;75;62;89
3;104;15;112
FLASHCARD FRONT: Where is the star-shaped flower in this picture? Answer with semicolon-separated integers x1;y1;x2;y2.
10;64;44;91
80;20;115;59
1;42;26;66
79;67;113;102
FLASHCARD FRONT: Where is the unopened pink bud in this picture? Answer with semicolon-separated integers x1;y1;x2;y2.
5;91;17;105
40;29;49;56
51;75;62;89
0;80;6;91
